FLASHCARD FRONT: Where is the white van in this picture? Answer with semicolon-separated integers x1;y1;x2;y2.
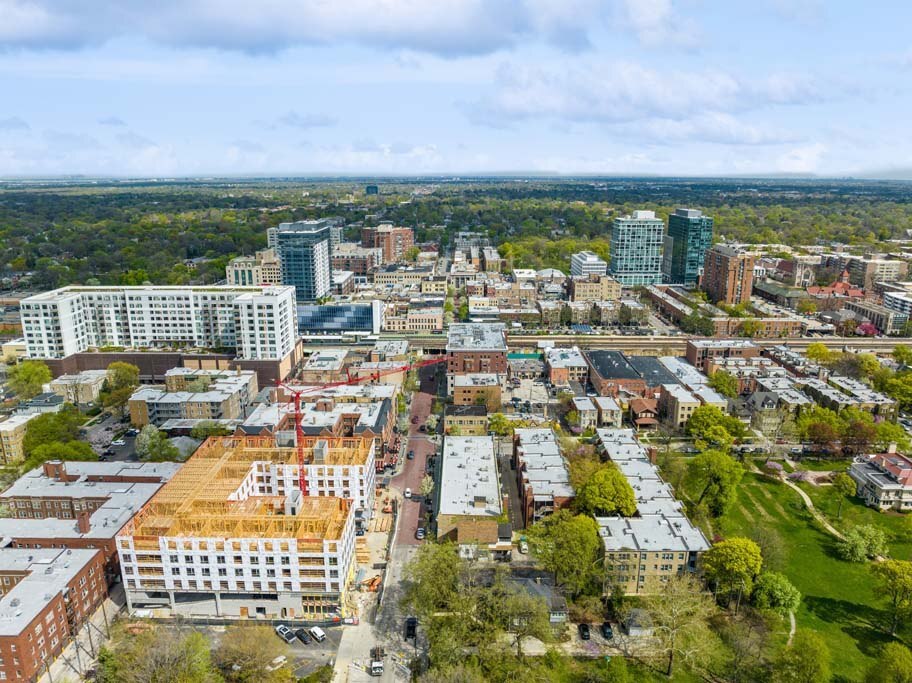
309;626;327;642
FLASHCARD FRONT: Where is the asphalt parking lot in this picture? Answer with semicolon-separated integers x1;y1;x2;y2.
194;623;343;677
502;378;552;414
83;413;138;461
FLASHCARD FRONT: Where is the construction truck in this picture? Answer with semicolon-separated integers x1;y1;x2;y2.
369;646;385;676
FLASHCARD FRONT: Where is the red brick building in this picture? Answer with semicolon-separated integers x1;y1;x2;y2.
702;245;755;305
361;224;415;263
684;339;761;371
0;548;107;683
445;324;508;392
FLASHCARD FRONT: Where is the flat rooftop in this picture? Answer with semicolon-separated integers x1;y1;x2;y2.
514;429;574;500
303;348;348;371
446;323;507;352
439;437;501;518
585;350;640;380
657;356;709;387
687;339;759;350
0;548;101;636
628;356;681;387
545;346;587;369
453;373;500;387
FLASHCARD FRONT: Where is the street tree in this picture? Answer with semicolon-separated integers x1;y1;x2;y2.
686;405;746;445
871;559;912;635
708;369;739;399
7;360;51;400
419;475;435;499
402;542;464;621
831;472;856;519
806;342;835;364
894;345;912;368
751;571;801;617
25;441;96;470
22;406;82;456
135;425;181;462
213;625;292;682
106;361;140;391
96;627;218;683
772;630;831;683
687;450;743;517
642;573;717;677
575;466;637;517
865;642;912;683
702;537;763;605
497;587;551;658
526;510;602;597
488;413;513;437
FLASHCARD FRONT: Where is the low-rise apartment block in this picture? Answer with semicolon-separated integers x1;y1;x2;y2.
446;323;508;391
0;414;40;465
225;249;282;286
569;274;621;302
128;369;258;427
46;369;108;409
444;404;488;436
0;548;107;683
685;339;761;372
453;373;501;407
118;436;361;618
596;429;710;594
513;429;574;527
544;346;589;386
658;384;701;430
0;460;179;580
437;437;504;557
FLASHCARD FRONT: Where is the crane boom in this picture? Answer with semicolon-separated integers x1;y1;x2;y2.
275;353;448;496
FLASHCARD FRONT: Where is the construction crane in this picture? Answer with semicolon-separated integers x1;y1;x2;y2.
275;354;448;497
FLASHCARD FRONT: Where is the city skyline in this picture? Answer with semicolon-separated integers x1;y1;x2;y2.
2;1;912;177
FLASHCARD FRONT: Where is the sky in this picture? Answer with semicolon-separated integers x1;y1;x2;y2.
0;0;911;177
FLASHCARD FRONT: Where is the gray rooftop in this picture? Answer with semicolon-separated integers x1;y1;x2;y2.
446;323;507;352
439;437;501;517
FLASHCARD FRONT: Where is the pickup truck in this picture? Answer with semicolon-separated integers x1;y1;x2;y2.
369;646;385;677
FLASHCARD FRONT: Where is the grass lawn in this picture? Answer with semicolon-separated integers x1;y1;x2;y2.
793;458;853;472
715;472;911;682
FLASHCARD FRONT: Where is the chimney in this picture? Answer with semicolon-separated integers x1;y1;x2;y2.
76;510;91;535
43;460;65;481
646;446;658;464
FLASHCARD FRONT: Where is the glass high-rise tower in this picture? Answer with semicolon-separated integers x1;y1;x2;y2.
275;220;332;302
609;210;665;287
662;208;714;287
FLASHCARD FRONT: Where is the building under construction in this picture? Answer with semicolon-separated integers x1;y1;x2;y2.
116;435;367;619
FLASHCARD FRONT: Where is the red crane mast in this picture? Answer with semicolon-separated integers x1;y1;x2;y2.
275;354;448;497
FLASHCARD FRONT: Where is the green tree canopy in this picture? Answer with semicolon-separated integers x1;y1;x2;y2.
135;425;181;462
22;406;83;456
702;537;763;595
687;449;744;517
213;625;293;682
831;472;857;519
865;642;912;683
575;466;637;517
772;630;831;683
7;360;51;400
527;510;603;597
752;571;801;617
24;441;97;471
106;361;140;391
837;525;888;563
871;559;912;635
708;369;739;399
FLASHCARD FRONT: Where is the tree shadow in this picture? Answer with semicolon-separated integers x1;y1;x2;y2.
802;594;900;659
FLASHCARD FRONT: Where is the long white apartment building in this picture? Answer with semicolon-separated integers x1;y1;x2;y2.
117;435;362;619
19;285;297;360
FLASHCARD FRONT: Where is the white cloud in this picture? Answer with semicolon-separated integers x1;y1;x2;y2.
612;0;700;48
777;142;826;174
277;111;338;130
0;116;29;130
0;0;615;56
469;61;825;131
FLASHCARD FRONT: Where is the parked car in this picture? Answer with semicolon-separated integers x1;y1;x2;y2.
405;617;418;640
126;428;139;436
600;622;613;640
309;626;327;642
404;488;412;499
518;540;528;554
419;425;427;432
111;439;126;447
411;416;419;424
407;450;415;460
415;527;426;540
274;625;296;643
294;628;312;644
578;623;591;640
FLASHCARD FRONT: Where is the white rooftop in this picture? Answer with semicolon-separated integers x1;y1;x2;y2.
303;348;348;371
453;373;500;387
446;323;507;352
545;346;588;369
439;437;501;518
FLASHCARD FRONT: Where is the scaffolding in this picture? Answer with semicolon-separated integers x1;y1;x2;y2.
121;435;364;546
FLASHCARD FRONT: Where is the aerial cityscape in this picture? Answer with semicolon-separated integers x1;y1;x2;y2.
3;3;912;683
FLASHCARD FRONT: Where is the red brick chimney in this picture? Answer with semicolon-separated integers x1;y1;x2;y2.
76;510;91;534
42;461;66;481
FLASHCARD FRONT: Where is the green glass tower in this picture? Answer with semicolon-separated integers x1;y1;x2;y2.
662;208;713;288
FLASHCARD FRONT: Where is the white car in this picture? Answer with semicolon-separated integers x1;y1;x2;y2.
404;488;412;499
111;439;126;447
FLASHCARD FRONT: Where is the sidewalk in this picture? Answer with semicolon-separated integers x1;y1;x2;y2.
38;583;126;683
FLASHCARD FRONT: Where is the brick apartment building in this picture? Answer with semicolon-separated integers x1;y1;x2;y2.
702;245;755;305
446;323;508;391
0;548;107;683
361;224;414;263
684;339;761;372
